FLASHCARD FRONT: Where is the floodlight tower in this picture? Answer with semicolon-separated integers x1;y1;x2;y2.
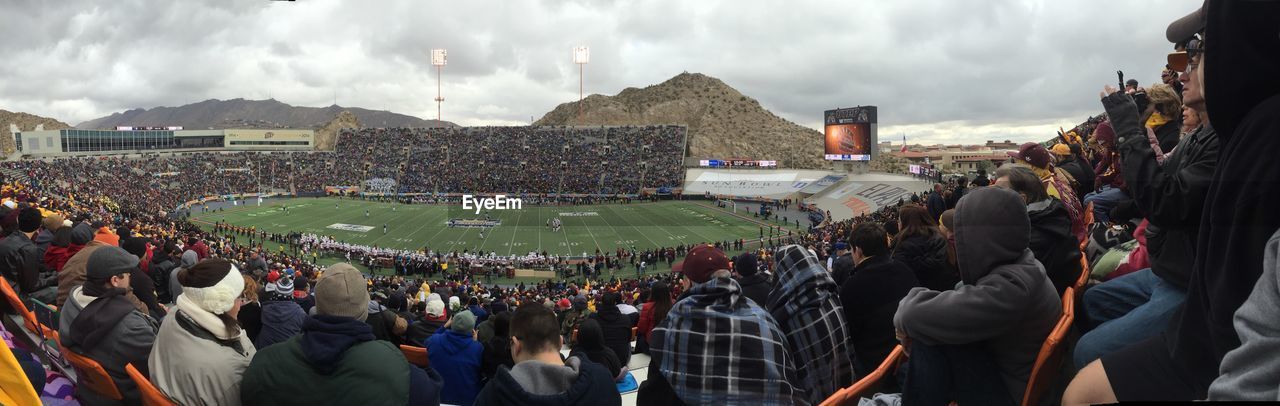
432;49;447;121
572;46;590;126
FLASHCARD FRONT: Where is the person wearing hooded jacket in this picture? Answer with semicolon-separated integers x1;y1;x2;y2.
58;246;159;405
588;292;634;368
474;303;621;406
768;245;856;405
428;311;484;405
1069;42;1219;370
255;275;307;349
994;165;1083;296
894;187;1061;405
1065;2;1280;403
240;263;442;405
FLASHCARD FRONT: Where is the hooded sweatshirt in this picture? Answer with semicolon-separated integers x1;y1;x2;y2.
1208;229;1280;400
1161;0;1280;397
427;329;483;405
256;299;306;349
894;187;1061;403
474;356;622;406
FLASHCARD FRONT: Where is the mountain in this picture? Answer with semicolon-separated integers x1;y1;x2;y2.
315;110;361;151
534;72;826;168
76;98;453;130
0;110;72;155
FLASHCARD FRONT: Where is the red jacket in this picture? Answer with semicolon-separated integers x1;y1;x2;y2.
636;301;666;342
42;243;82;272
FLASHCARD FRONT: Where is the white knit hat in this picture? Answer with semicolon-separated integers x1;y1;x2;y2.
179;259;246;315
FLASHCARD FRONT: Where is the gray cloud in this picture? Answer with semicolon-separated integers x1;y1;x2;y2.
0;0;1198;144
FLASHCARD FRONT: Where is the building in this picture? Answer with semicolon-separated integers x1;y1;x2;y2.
14;128;314;157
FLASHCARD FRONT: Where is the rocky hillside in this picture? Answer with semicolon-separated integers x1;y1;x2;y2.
534;72;826;168
0;110;72;155
315;110;361;151
77;98;453;130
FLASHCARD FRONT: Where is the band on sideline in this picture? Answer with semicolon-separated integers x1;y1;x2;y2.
461;194;523;214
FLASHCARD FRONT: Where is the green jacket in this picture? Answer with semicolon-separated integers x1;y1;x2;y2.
240;334;409;405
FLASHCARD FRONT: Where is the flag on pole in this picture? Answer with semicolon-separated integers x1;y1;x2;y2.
900;134;908;153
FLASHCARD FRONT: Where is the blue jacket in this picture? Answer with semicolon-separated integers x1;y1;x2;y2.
256;300;307;349
427;329;483;405
468;305;489;323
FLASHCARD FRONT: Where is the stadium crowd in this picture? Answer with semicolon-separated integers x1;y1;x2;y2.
2;1;1280;405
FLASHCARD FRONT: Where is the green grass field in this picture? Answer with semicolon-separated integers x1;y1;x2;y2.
191;197;794;257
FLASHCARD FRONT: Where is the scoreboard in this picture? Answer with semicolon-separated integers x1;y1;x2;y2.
698;159;778;168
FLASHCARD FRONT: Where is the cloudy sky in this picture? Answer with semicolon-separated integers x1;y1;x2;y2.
1;0;1198;145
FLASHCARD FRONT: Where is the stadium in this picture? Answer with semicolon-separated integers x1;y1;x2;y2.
2;0;1278;405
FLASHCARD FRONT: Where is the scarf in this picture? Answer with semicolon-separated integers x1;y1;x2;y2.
66;288;136;351
650;276;801;405
768;245;856;405
1145;112;1176;165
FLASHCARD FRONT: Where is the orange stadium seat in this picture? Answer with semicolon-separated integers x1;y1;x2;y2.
0;276;55;341
400;344;429;368
1020;287;1075;406
62;346;123;401
1074;252;1090;295
819;345;906;406
126;363;177;406
631;326;637;342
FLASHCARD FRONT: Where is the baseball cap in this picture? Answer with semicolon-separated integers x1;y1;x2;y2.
1166;1;1206;44
1006;142;1052;169
672;244;731;284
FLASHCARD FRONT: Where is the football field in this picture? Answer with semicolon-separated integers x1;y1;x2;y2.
191;197;794;257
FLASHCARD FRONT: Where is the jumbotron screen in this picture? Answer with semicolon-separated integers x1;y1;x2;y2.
823;106;877;161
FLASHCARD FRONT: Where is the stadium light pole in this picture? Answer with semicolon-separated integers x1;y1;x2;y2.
573;46;589;126
432;49;447;122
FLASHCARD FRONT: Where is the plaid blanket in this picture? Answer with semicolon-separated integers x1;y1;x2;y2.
769;245;857;404
651;276;802;405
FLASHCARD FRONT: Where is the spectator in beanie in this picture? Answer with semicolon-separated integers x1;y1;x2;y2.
892;205;956;291
121;237;165;319
428;311;483;405
733;252;770;306
255;275;306;349
33;212;62;253
367;291;407;345
474;303;621;406
895;187;1060;405
638;244;800;404
768;245;856;404
1085;121;1130;224
149;258;256;406
840;222;920;377
58;246;159;405
0;207;56;303
241;263;442;405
